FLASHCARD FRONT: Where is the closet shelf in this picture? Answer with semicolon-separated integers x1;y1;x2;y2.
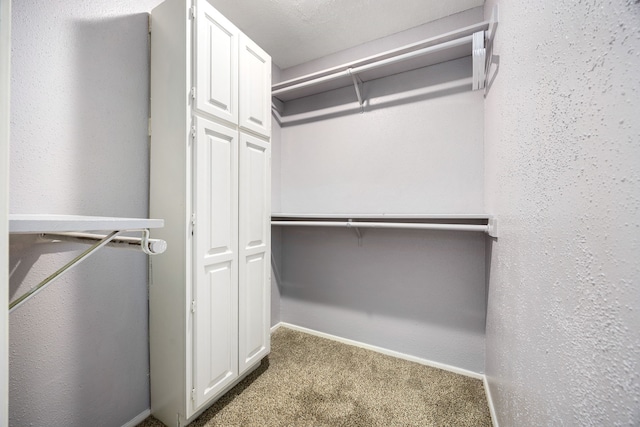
271;213;498;242
8;214;166;314
272;213;491;220
9;214;164;233
272;11;498;106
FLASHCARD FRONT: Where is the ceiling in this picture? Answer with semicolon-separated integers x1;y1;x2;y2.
208;0;484;69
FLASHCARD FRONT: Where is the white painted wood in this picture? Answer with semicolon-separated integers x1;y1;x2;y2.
150;1;270;424
192;116;239;410
8;214;164;233
484;375;500;427
195;0;239;125
149;0;192;423
238;132;271;374
239;34;271;137
0;0;9;422
278;323;484;379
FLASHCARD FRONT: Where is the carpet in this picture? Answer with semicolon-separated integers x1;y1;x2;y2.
138;326;491;426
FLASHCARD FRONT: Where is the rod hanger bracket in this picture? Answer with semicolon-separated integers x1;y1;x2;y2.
347;68;365;113
487;218;498;238
347;220;363;246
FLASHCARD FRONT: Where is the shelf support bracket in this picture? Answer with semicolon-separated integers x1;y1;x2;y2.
484;5;499;95
9;228;166;313
9;230;122;313
472;30;486;91
347;68;365;113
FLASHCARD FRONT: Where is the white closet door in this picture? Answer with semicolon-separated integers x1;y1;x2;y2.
195;0;239;125
238;132;271;375
239;34;271;138
192;116;239;411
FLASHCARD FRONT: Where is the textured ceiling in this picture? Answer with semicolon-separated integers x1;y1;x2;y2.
208;0;484;69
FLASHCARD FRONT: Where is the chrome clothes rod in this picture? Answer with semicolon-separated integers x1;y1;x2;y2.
271;220;489;233
41;231;168;255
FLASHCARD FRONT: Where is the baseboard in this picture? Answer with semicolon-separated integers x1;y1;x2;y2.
483;375;499;427
275;322;484;380
270;322;283;334
121;409;151;427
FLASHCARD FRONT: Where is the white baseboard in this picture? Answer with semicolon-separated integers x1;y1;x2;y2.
273;322;483;380
270;322;283;334
121;409;151;427
483;375;499;427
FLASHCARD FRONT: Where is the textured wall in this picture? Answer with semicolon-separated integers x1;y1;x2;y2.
483;0;640;425
9;0;162;426
275;9;487;373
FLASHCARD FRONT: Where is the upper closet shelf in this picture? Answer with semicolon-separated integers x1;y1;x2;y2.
272;8;498;106
9;214;164;233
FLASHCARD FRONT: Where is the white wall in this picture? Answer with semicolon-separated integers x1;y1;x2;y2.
0;0;10;423
9;1;162;426
274;9;488;373
483;1;640;425
279;58;484;214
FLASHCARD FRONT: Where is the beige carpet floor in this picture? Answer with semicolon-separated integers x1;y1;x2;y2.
138;327;492;426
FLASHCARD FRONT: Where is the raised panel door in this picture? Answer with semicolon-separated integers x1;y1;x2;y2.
195;0;239;125
192;116;239;411
238;132;271;375
239;34;271;137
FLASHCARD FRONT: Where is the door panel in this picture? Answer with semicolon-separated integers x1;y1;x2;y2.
241;253;268;361
238;132;271;374
195;0;238;125
239;34;271;137
193;116;239;411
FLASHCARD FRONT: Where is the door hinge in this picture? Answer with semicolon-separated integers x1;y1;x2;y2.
191;388;196;401
191;125;196;139
191;213;196;235
190;87;196;100
191;300;196;313
189;6;196;20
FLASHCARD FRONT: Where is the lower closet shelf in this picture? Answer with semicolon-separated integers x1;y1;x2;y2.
271;213;497;237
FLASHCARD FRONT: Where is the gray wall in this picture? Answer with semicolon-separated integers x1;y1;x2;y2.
273;9;488;373
9;1;162;426
483;1;640;425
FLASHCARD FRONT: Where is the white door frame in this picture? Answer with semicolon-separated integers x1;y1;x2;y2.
0;0;10;424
